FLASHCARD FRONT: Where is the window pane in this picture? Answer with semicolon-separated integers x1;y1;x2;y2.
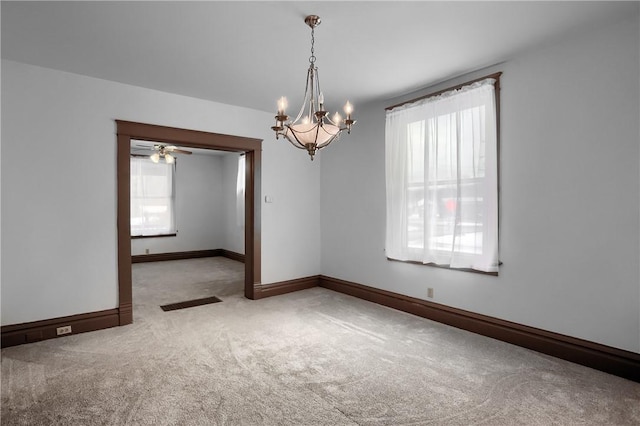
385;77;499;272
130;157;176;236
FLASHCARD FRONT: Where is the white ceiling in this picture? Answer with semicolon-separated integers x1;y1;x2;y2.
2;1;637;114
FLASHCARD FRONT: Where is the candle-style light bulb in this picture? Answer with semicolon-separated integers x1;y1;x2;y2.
344;101;353;117
318;92;325;109
277;97;288;115
302;116;310;125
333;112;342;126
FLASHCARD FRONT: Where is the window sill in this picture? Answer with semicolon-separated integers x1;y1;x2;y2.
131;233;177;240
386;257;499;276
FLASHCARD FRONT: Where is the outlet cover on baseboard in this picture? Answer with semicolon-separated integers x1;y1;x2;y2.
56;326;72;335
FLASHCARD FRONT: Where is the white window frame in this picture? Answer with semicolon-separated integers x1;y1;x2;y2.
130;155;177;238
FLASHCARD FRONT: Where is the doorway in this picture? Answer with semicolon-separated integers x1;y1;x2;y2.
116;120;262;326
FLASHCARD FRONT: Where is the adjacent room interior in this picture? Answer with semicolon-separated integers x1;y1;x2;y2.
129;139;246;313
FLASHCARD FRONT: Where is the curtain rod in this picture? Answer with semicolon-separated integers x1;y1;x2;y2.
385;72;502;111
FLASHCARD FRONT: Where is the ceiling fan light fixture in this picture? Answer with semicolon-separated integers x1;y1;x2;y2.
271;15;356;161
148;144;191;164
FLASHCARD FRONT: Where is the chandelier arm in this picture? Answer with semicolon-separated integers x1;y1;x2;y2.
284;128;310;150
285;138;308;150
325;116;347;128
286;125;324;135
313;122;321;145
309;67;316;119
291;64;314;125
314;65;323;111
317;133;340;150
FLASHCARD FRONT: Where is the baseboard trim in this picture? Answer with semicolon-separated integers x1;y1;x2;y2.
132;249;221;263
6;272;637;382
255;275;320;299
220;249;245;263
132;249;245;264
1;308;120;348
319;275;640;382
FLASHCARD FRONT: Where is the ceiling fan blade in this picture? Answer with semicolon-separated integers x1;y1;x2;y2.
171;148;192;155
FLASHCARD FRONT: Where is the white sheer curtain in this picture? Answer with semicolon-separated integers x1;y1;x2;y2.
130;156;176;236
385;78;498;272
236;154;245;228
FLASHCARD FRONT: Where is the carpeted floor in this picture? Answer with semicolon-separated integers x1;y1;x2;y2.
2;257;639;425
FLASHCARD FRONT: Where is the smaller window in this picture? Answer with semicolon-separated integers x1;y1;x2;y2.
236;154;246;228
130;156;176;237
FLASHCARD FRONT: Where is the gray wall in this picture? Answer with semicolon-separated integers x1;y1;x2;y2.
320;15;640;353
2;12;638;355
130;153;242;256
1;61;321;326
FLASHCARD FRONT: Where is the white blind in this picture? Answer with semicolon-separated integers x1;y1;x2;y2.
130;156;176;236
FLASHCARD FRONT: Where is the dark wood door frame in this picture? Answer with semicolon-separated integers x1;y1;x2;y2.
116;120;262;325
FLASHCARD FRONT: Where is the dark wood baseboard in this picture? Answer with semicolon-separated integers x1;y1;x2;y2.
1;308;120;348
319;275;640;383
220;249;245;263
254;276;320;299
131;249;221;263
5;270;637;382
131;249;245;264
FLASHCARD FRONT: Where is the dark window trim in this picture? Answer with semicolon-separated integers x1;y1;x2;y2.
131;233;177;239
386;72;502;111
386;257;500;277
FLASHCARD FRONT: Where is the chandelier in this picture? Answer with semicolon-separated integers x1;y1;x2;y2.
271;15;355;161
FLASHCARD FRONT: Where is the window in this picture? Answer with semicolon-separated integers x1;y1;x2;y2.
385;76;499;273
236;154;245;228
130;156;176;237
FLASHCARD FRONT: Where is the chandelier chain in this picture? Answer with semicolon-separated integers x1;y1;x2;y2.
309;27;316;64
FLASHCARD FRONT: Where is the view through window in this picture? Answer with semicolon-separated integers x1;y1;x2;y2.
130;156;176;237
385;76;499;273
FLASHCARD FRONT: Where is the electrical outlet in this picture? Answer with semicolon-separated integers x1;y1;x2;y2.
145;248;150;254
56;326;72;336
427;288;434;298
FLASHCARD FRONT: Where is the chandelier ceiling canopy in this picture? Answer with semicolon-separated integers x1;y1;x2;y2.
271;15;356;161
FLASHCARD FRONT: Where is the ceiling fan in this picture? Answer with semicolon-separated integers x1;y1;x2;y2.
150;144;192;164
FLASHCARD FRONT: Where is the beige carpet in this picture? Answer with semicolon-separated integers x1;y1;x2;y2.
2;257;639;425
